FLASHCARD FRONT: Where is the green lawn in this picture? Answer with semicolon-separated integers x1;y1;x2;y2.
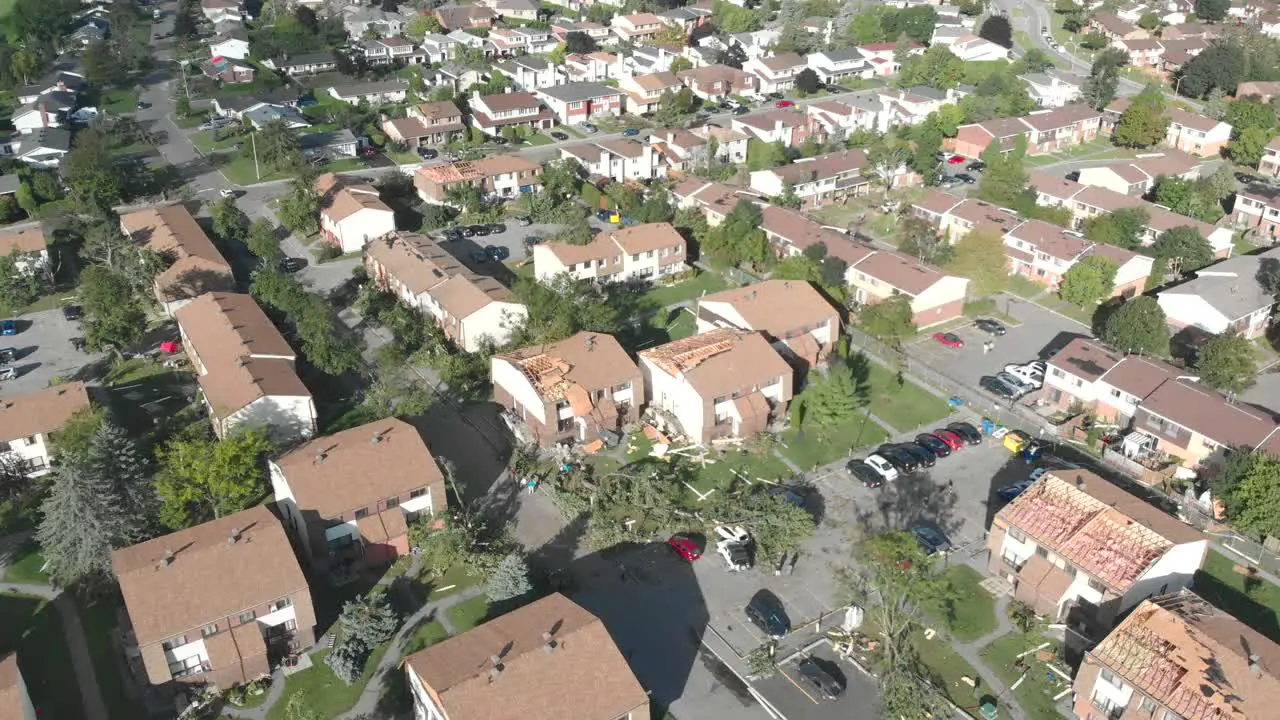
778;413;889;470
444;595;489;633
524;133;554;146
864;362;951;432
641;271;730;309
1193;549;1280;644
0;594;85;720
915;631;1012;720
922;566;999;642
402;619;449;655
690;451;794;496
265;644;391;720
425;565;484;601
172;110;209;129
79;594;146;720
219;152;292;185
2;539;48;584
979;632;1072;720
102;357;175;387
100;88;141;115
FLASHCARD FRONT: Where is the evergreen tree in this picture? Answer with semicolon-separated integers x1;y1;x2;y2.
486;553;533;604
85;421;156;536
36;453;133;587
799;366;863;431
325;592;399;683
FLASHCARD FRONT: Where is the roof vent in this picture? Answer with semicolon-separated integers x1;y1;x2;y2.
228;527;241;544
161;548;174;567
488;654;504;680
1075;474;1085;491
1251;653;1263;677
585;334;596;352
315;451;328;464
542;631;558;653
371;429;390;445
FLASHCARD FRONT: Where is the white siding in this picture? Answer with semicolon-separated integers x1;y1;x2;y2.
1;432;53;477
331;208;396;253
268;461;313;558
640;356;704;439
1120;540;1207;612
460;301;525;352
224;396;317;442
491;358;548;424
1156;293;1231;334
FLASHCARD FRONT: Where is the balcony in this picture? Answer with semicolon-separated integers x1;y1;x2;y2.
1091;699;1124;720
170;661;212;679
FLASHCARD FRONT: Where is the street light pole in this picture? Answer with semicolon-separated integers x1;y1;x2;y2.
251;131;261;181
1174;75;1186;97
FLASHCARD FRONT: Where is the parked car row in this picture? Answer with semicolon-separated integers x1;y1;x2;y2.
846;421;983;485
979;361;1045;400
442;223;507;240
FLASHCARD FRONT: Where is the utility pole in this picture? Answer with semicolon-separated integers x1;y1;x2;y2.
251;131;261;181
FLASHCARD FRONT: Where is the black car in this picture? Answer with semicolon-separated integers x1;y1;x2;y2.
915;433;951;458
796;658;844;701
980;375;1019;400
491;136;508;145
596;209;612;221
279;257;307;274
946;421;983;445
891;442;936;468
966;160;985;171
875;446;919;474
470;225;490;237
550;131;569;140
912;526;952;555
468;251;489;264
460;226;476;238
61;305;83;321
0;348;13;365
846;460;883;488
1237;172;1259;184
485;245;510;261
488;223;507;234
973;318;1006;336
733;105;750;115
745;590;790;638
955;172;977;184
523;234;544;246
766;92;784;100
442;228;463;241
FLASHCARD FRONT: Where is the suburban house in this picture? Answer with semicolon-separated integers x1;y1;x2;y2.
478;0;541;21
201;56;255;84
491;332;643;449
0;382;92;477
845;246;971;327
857;41;924;76
469;91;554;134
731;109;812;147
11;91;75;134
695;279;839;372
911;191;1022;243
342;6;408;37
659;6;712;30
748;149;879;206
1027;170;1236;257
0;225;50;277
1156;245;1280;339
1103;99;1233;157
1089;11;1148;41
677;64;758;100
1074;150;1201;195
489;27;556;56
1236;80;1280;101
1261;136;1280;178
533;222;687;283
494;56;562;90
112;506;317;689
743;52;808;94
15;128;71;168
434;4;497;30
269;418;446;573
560;139;663;182
1042;337;1280;469
403;592;649;720
952;104;1105;158
986;469;1206;635
383;102;466;147
611;12;665;42
174;292;317;442
240;103;309;129
315;173;396;254
1072;590;1280;720
806;48;871;82
120;204;235;316
563;52;618;83
620;71;682;115
264;53;336;75
690;125;750;164
414;155;542;204
639;329;793;445
363;231;527;352
648;128;709;172
1002;219;1153;299
199;0;242;24
419;33;461;64
1019;71;1085;108
536;82;625;125
550;19;613;45
1234;184;1280;241
300;130;360;160
806;97;880;136
327;80;409;105
0;653;37;720
208;30;250;60
359;37;422;67
940;35;1009;61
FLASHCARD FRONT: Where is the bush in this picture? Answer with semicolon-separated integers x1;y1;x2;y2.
315;243;343;262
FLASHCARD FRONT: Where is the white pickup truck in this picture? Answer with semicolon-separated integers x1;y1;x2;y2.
715;526;752;572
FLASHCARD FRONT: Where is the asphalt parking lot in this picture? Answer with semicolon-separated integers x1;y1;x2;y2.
755;645;882;720
911;297;1089;392
0;307;105;398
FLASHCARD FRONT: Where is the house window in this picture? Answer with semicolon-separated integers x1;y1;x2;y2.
1100;668;1117;686
1035;546;1049;559
329;534;353;551
239;610;257;623
24;436;35;445
354;508;369;520
1088;578;1107;593
557;417;574;432
271;597;293;612
1008;527;1026;543
201;624;218;638
168;656;205;678
1140;697;1156;712
612;381;631;393
162;635;188;651
386;496;400;509
410;488;426;499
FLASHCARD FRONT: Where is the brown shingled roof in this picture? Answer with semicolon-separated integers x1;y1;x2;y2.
1047;337;1121;381
112;505;308;647
0;382;91;443
850;250;952;296
0;226;47;255
697;279;837;339
121;204;234;303
640;328;790;399
274;418;444;520
0;654;21;720
495;331;638;405
315;174;393;225
405;593;648;720
477;91;541;113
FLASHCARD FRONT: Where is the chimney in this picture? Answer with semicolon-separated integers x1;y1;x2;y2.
228;527;241;544
488;654;504;680
1251;654;1263;677
1075;474;1086;491
542;631;558;653
161;548;174;567
315;450;328;464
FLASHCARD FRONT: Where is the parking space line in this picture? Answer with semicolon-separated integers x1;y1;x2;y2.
778;665;819;705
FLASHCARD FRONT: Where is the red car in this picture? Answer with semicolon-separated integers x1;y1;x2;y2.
946;155;966;164
931;429;965;451
932;332;964;349
360;146;378;158
667;535;701;562
775;100;795;108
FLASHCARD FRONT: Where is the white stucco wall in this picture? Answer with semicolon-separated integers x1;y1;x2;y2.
1120;540;1206;613
223;396;317;442
640;356;704;439
461;301;525;352
2;433;53;477
491;358;548;424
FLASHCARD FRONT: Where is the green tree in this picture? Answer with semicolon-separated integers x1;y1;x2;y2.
946;228;1009;296
0;250;44;314
277;174;320;236
975;136;1028;206
406;12;443;40
211;196;248;243
1196;331;1257;393
80;266;147;352
746;139;789;170
1083;207;1149;251
486;552;533;604
1154;177;1222;223
86;421;156;534
898;45;964;90
1082;49;1127;110
1211;453;1280;538
1230;126;1271;167
1102;296;1169;356
1153;226;1215;273
1194;0;1229;21
1225;98;1277;134
857;294;917;349
897;216;952;265
63;129;122;211
246;218;283;265
1137;11;1161;30
1176;41;1245;98
978;14;1013;48
794;68;821;95
702;200;769;266
257;119;302;171
155;429;272;529
799;365;863;430
325;592;399;683
1112;100;1170;148
1059;255;1118;307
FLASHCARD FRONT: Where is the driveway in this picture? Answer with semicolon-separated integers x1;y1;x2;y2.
754;646;883;720
0;308;106;398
